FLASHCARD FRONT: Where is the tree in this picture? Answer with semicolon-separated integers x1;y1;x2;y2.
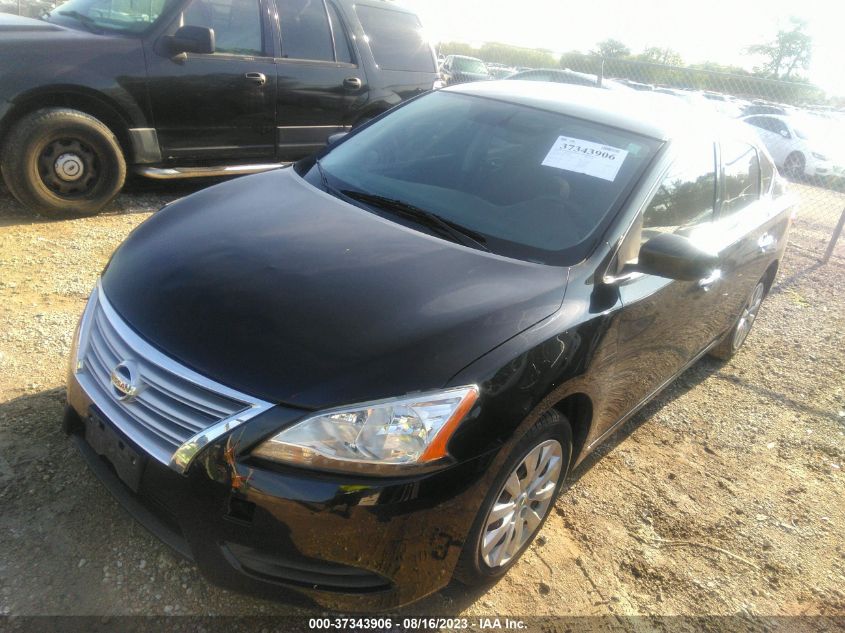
592;38;630;58
747;17;813;80
479;42;557;69
559;50;601;74
636;47;684;67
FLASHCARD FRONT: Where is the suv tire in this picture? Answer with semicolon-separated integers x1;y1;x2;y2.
1;108;126;218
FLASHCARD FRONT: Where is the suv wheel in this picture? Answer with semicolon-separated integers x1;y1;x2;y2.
454;409;571;585
709;279;766;360
783;152;805;180
1;108;126;217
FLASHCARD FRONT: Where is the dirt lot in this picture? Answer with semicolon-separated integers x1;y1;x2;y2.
0;177;844;628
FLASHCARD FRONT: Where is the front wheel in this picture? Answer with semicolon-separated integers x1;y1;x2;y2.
1;108;126;217
783;152;806;180
709;280;766;360
454;409;572;585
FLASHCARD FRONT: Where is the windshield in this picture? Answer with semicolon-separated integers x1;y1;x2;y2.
305;91;660;265
454;57;489;74
45;0;171;34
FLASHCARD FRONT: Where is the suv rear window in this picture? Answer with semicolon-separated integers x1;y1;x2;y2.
354;5;435;73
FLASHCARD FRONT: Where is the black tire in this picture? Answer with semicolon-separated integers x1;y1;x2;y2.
783;152;805;180
453;409;572;586
709;279;767;361
1;107;126;217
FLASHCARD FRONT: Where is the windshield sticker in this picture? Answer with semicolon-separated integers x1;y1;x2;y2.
541;136;629;181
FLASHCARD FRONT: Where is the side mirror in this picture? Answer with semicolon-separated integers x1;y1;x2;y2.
166;25;215;55
327;131;348;147
779;129;790;139
635;232;719;281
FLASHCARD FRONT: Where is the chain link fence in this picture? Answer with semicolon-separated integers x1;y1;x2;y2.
552;53;845;264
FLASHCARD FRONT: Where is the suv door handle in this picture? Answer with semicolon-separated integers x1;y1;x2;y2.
343;76;363;91
698;269;722;292
245;72;266;86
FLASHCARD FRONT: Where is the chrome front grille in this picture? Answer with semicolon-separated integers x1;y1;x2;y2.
74;283;273;470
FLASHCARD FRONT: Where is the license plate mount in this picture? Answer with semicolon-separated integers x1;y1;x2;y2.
85;409;146;493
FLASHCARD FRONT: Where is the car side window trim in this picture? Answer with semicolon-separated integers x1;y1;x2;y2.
325;0;357;65
716;140;762;221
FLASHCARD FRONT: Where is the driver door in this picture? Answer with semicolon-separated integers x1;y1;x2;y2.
611;138;724;415
144;0;278;162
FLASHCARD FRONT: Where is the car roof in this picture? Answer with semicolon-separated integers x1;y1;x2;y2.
353;0;419;15
444;80;744;142
743;113;789;121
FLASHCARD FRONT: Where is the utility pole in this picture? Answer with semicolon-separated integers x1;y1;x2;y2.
823;206;845;264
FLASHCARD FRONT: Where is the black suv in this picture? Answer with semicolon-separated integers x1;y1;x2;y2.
0;0;439;216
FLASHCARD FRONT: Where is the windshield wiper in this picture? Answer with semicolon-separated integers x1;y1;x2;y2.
56;10;103;33
315;159;335;194
341;190;490;252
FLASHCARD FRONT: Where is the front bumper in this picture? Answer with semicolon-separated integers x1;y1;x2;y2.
65;373;493;610
806;157;845;179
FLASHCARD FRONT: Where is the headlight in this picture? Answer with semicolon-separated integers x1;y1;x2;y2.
252;386;479;475
812;152;828;161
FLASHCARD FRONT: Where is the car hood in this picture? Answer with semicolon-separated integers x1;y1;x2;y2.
0;12;62;31
0;13;141;92
453;71;492;81
101;169;568;410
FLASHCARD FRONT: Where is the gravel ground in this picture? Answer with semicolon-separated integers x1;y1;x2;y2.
0;176;844;628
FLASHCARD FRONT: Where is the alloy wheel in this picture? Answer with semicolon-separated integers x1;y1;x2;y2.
732;282;765;351
481;439;563;568
784;154;804;179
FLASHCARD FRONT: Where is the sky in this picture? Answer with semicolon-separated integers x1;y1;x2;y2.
399;0;845;97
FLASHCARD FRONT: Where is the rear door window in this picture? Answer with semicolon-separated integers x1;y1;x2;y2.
721;140;761;217
355;5;435;72
745;116;770;132
278;0;334;61
326;1;353;64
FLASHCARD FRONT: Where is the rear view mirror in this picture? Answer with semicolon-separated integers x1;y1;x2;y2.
167;25;215;55
636;232;719;281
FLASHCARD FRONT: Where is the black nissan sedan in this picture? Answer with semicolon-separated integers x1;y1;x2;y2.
63;81;794;610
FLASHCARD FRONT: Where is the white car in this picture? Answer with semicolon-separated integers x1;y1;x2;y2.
741;114;845;180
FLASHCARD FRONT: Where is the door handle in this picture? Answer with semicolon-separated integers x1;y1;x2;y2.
245;72;266;86
343;76;363;91
698;269;721;292
758;233;777;253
